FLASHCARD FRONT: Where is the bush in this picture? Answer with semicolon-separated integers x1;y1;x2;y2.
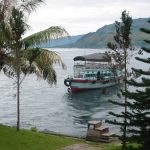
104;143;141;150
30;127;37;132
126;143;141;150
104;145;122;150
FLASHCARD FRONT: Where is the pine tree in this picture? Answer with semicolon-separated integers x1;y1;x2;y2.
106;10;133;150
122;20;150;150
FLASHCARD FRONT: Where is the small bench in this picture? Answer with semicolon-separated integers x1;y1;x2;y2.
95;126;109;134
100;133;114;140
101;133;114;137
88;121;102;129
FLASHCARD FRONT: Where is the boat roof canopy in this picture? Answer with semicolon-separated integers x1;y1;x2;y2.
73;53;111;62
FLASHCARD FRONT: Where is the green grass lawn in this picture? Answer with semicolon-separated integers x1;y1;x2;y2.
0;125;83;150
0;124;125;150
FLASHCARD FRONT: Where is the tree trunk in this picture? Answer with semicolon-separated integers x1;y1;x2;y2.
122;49;127;150
16;68;20;131
16;45;20;131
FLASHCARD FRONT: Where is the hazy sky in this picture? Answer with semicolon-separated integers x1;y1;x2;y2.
26;0;150;36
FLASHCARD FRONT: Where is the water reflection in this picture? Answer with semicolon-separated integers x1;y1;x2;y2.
63;85;122;126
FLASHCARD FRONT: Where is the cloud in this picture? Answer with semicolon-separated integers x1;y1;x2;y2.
25;0;150;37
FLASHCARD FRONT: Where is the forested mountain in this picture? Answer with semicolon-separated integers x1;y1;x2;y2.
62;18;150;48
41;18;149;49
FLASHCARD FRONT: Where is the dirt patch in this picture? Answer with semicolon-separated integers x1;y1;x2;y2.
59;143;101;150
59;138;121;150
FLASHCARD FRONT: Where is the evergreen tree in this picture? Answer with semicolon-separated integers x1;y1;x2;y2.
106;10;133;150
122;20;150;150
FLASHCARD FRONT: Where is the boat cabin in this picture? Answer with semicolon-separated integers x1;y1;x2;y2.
73;53;122;80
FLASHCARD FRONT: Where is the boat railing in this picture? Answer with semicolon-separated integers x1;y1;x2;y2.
74;74;83;78
74;63;110;69
66;75;73;79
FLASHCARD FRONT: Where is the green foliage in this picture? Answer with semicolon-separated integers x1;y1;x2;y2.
104;145;122;150
0;0;68;82
126;143;141;150
122;20;150;150
10;7;26;40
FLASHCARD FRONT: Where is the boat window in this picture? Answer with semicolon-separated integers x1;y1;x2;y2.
85;74;96;77
79;75;83;78
107;73;111;76
103;73;107;76
97;71;100;80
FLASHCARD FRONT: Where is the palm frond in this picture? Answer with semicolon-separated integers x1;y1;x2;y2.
2;64;15;78
31;57;57;84
23;48;65;68
2;54;17;78
19;0;44;14
20;48;65;84
0;0;13;20
23;26;69;46
39;49;66;69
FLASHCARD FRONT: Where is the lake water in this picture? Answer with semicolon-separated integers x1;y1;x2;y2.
0;48;146;137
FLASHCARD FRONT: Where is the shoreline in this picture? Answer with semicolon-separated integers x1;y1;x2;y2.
0;123;121;143
0;124;121;150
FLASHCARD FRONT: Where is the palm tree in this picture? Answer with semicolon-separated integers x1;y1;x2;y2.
0;0;69;130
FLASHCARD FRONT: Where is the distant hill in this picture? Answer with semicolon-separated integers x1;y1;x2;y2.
40;35;83;48
63;18;150;48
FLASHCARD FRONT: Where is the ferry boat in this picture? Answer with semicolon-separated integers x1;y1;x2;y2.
64;53;122;92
